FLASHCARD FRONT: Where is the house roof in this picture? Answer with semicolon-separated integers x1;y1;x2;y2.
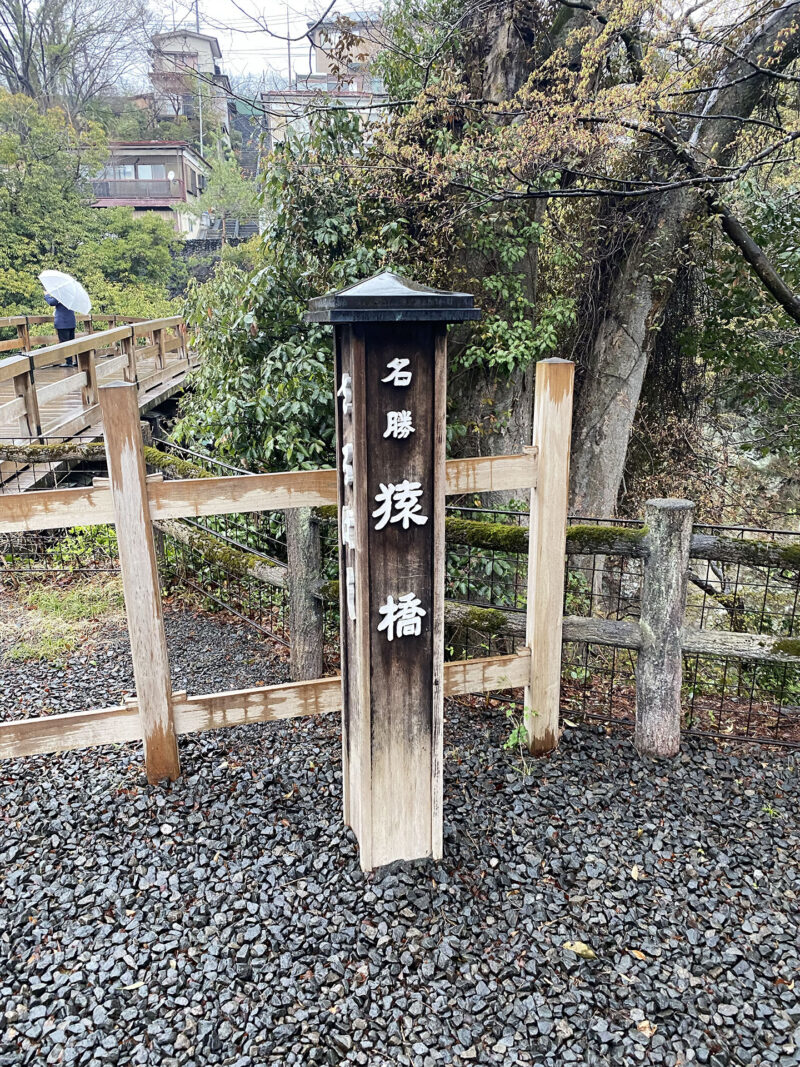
152;30;223;59
310;11;379;29
107;141;211;169
260;88;384;100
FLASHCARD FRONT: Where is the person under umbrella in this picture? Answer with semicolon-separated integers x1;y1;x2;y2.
38;270;92;369
43;293;77;367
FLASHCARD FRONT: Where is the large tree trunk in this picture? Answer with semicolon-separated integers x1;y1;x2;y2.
570;191;694;516
448;5;580;480
569;1;800;517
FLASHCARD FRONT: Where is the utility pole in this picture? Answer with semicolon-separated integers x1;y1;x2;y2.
195;0;204;155
286;5;292;86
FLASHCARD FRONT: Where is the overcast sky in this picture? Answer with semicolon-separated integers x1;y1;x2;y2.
161;0;344;82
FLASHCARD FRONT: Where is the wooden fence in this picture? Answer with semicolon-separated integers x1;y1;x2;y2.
0;362;569;781
2;367;798;780
0;316;188;444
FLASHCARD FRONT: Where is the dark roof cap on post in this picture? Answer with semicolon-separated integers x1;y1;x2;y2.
305;270;481;324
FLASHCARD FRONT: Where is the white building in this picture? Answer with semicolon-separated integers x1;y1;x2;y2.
261;12;386;150
150;30;233;142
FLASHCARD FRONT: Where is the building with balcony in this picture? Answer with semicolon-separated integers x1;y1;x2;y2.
261;11;386;150
91;141;211;236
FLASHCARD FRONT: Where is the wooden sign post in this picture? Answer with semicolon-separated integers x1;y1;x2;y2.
307;271;480;871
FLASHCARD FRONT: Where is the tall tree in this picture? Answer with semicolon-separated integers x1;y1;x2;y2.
181;150;260;242
373;0;800;514
0;0;153;113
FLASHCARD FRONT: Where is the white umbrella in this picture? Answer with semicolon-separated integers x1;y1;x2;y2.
38;270;92;314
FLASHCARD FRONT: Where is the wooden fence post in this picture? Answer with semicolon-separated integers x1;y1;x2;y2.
77;348;98;408
140;420;166;566
525;358;575;755
635;498;694;758
13;361;42;440
154;328;165;370
285;507;324;681
16;318;30;352
99;382;180;783
122;329;137;384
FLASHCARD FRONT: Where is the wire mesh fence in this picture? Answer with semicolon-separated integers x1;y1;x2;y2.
2;438;799;746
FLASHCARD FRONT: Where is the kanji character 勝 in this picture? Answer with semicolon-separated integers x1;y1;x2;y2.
381;357;412;387
383;410;415;439
372;480;429;531
377;592;427;641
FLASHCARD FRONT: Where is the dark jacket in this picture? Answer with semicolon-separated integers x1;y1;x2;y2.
44;294;76;330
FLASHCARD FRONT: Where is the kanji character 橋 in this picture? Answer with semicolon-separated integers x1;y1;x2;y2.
377;592;427;641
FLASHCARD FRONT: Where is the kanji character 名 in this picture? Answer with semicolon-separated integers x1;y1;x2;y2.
381;357;412;387
383;410;415;439
372;480;429;531
377;592;427;641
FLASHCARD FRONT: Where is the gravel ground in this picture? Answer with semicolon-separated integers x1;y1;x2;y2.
1;603;799;1066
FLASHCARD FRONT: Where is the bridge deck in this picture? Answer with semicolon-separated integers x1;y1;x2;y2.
0;319;193;493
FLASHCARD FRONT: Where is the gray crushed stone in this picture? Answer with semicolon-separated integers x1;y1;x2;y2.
1;607;799;1066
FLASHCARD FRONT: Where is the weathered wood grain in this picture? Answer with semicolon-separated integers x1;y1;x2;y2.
635;500;694;759
100;382;180;783
0;652;532;760
35;372;88;405
526;359;574;756
285;508;324;680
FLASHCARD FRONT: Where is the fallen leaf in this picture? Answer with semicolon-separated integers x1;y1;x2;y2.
630;865;645;881
122;981;145;990
630;949;647;961
563;940;597;960
637;1020;657;1038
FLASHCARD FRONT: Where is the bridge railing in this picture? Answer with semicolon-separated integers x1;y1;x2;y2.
0;313;149;355
0;316;190;443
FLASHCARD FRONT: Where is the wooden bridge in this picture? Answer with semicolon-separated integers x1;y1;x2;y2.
0;314;193;491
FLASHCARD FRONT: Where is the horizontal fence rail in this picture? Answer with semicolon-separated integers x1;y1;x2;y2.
0;452;539;532
0;652;530;761
0;313;149;356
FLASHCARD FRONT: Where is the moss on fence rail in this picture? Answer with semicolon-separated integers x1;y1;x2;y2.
143;448;213;481
156;518;287;589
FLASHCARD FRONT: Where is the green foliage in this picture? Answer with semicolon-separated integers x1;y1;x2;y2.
683;179;800;457
0;90;106;312
76;208;182;286
178;94;579;470
179;112;390;471
374;0;468;97
0;89;181;318
0;576;124;665
181;148;260;238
